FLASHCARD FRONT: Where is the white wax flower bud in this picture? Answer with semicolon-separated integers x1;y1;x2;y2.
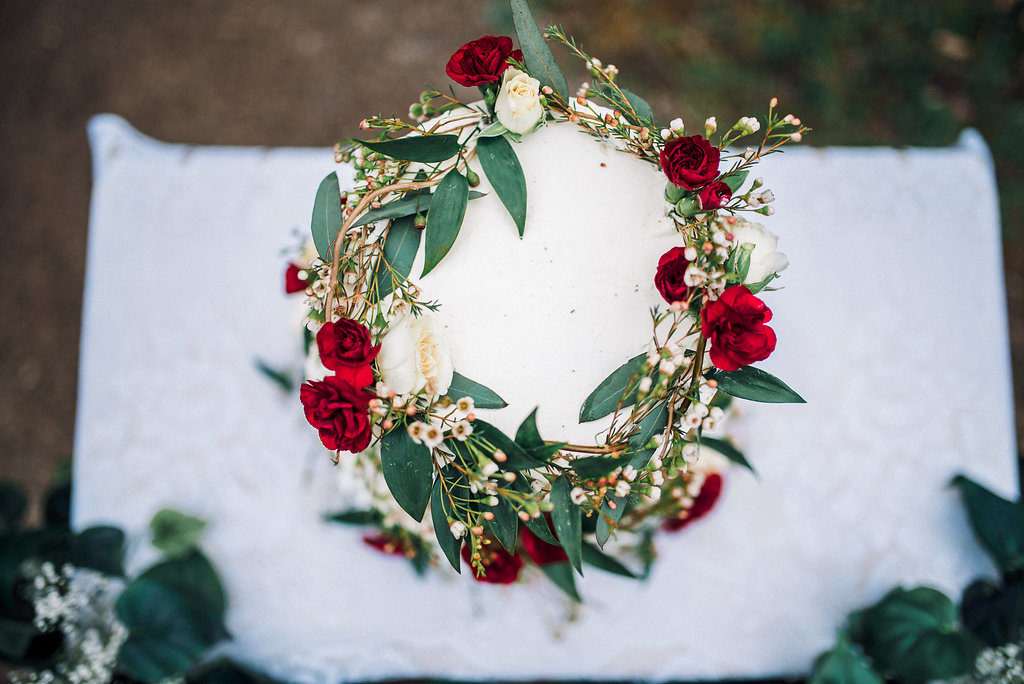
638;376;653;393
646;486;662;503
660;128;671;139
709;407;724;421
496;68;544;134
622;465;637;482
488;496;499;506
704;116;717;134
659;359;677;376
450;521;467;538
683;264;708;287
669;117;684;132
651;470;665;486
481;460;499;477
682;443;700;463
758;189;776;204
683;412;702;428
570;487;587;504
684;246;698;261
692;403;709;418
615;480;631;497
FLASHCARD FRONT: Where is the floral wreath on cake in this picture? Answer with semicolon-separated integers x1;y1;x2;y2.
281;0;808;597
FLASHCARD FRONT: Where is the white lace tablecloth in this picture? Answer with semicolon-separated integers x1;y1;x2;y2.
73;115;1018;682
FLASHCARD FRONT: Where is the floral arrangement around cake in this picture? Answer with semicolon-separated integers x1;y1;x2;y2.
283;0;808;596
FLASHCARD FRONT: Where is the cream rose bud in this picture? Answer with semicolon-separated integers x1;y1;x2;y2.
495;68;544;134
730;217;789;284
376;313;454;397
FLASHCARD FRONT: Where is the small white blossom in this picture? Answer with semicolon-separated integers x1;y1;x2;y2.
683;264;708;287
645;487;662;503
682;443;700;463
622;465;637;482
455;396;475;413
660;128;671;138
577;81;591;97
570;486;587;504
615;480;631;497
638;376;653;393
651;470;665;486
481;459;499;476
450;520;467;538
659;359;677;376
407;421;425;444
451;420;474;441
684;245;698;261
421;424;444;449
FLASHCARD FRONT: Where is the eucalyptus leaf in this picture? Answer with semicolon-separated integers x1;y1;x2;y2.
422;170;469;276
538;561;581;602
116;580;209;681
595;84;655;126
356;134;461;163
136;550;227;628
483;493;518;553
723;169;750;193
952;475;1024;576
746;272;778;294
509;0;569;100
513;408;565;461
430;476;462;573
150;509;207;559
353;189;486;228
325;510;382;526
572;456;626;480
443;371;507;409
73;526;125;576
472;420;547;470
477;121;509;138
311;172;343;259
550;475;583;574
596;496;628;548
581;541;638;578
477;135;528;236
628;403;668;450
809;633;884;684
579;353;648;422
700;435;755;473
960;577;1024;648
371;215;421;301
629;448;656;470
0;616;37;660
709;365;805;404
380;426;433;521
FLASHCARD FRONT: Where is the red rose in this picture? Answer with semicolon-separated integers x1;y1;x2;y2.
662;473;723;532
519;518;568;566
696;181;732;210
284;263;309;294
445;35;524;87
461;537;524;584
300;375;374;452
660;135;720;190
316;318;379;388
654;246;693;305
701;285;776;371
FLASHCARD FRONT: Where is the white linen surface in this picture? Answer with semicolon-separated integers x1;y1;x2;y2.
74;114;1017;682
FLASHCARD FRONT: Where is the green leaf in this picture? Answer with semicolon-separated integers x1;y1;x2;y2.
628;402;668;450
476;135;528;237
484;493;518;553
746;272;778;294
136;550;228;639
723;169;750;193
443;371;508;409
353;189;485;228
509;0;569;100
709;365;806;404
513;408;565;462
254;359;293;393
472;420;547;470
74;526;125;576
371;214;421;301
960;577;1024;647
595;84;655;126
150;509;207;559
380;426;433;521
952;474;1024;576
0;616;38;660
422;170;469;276
550;475;583;574
700;435;755;473
572;456;626;480
0;479;26;535
324;510;382;526
852;586;980;682
311;172;344;260
809;633;884;684
538;561;581;602
116;579;209;681
579;353;647;422
628;448;656;470
596;496;628;548
430;476;462;573
581;541;638;578
477;121;509;138
356;134;461;163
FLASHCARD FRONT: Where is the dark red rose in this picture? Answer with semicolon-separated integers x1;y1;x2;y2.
284;263;310;294
662;473;723;532
445;35;524;87
696;181;732;210
701;285;776;371
300;375;374;452
660;135;720;190
316;318;379;388
654;246;693;305
519;518;568;566
461;537;524;584
363;533;406;557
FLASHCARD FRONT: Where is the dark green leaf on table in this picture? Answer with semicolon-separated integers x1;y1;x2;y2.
137;550;227;639
150;509;207;559
952;474;1024;576
579;353;648;422
960;577;1024;648
581;541;638;578
311;172;343;260
443;371;507;409
356;134;461;164
116;579;209;682
430;476;462;573
74;526;125;576
550;474;583;574
509;0;569;100
422;169;469;276
371;214;421;301
596;495;628;548
708;365;805;404
595;84;655;126
809;633;883;684
325;510;382;526
0;479;26;535
476;134;527;236
538;561;581;602
380;426;433;521
700;435;755;473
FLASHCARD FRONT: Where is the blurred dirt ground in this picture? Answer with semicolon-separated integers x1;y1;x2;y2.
1;0;1022;521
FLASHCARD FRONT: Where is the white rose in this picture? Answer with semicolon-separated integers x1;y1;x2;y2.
376;313;454;397
495;67;544;134
730;218;789;285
